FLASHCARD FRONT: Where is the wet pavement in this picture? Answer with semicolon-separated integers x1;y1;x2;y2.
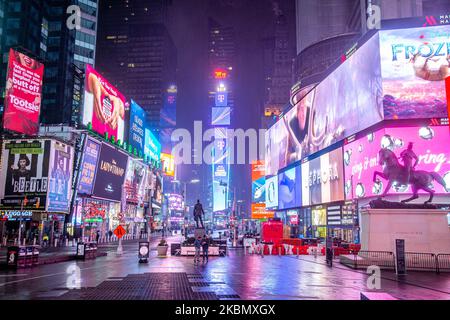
0;235;449;300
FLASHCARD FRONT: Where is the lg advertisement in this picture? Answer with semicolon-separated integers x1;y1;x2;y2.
380;25;450;119
265;175;278;209
3;49;44;135
344;126;450;199
83;65;127;142
278;164;302;210
301;148;345;206
92;143;128;202
47;141;74;212
0;140;51;210
77;137;101;195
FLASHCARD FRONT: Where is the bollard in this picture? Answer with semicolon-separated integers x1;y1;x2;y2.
55;239;58;247
33;238;36;246
72;239;75;247
23;238;26;246
314;247;318;259
297;247;300;258
260;244;264;258
278;246;281;256
66;239;69;247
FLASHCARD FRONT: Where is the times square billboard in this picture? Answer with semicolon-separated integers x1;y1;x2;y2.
212;128;230;212
266;25;450;178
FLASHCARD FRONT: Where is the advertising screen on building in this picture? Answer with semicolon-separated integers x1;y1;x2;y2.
251;160;265;203
82;65;127;142
215;92;228;107
160;86;177;128
167;194;184;211
77;137;101;195
144;128;161;162
47;140;74;212
212;128;230;212
128;100;145;157
0;139;50;210
278;34;383;166
161;153;175;177
251;203;274;220
301;148;345;206
265;118;289;176
92;143;128;202
380;25;449;120
265;175;279;209
211;107;231;126
344;125;450;199
278;164;302;210
3;49;44;135
124;159;147;204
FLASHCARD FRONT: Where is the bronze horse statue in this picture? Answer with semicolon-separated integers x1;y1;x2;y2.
372;148;448;204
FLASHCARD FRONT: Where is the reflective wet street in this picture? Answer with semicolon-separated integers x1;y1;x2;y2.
0;236;449;300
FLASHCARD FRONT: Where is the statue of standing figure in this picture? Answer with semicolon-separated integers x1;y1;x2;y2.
193;200;205;229
373;142;448;204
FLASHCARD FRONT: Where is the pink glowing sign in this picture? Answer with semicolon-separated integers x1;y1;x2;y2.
344;126;450;199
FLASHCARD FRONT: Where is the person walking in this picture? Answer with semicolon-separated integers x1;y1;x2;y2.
96;230;100;243
193;200;205;228
201;235;210;264
194;236;202;265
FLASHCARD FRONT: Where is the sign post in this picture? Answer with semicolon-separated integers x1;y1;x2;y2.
114;225;126;255
395;239;406;276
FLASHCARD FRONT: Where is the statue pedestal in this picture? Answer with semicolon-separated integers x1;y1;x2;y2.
194;228;206;239
360;208;450;254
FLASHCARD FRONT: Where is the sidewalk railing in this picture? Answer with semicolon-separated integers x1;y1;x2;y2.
340;250;449;273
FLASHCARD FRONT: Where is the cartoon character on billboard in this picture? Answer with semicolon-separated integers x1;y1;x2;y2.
410;53;450;81
10;155;31;182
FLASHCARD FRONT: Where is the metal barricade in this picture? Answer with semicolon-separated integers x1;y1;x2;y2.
405;252;437;272
354;251;396;270
437;254;450;273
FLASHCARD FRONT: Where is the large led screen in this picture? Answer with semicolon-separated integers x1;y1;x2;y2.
0;139;50;210
265;175;279;209
380;25;449;119
212;107;231;126
301;148;345;206
144;128;161;162
251;203;274;220
92;143;128;202
278;164;302;210
213;128;230;212
83;65;127;142
124;158;147;204
77;137;101;195
128;100;145;157
251;160;265;203
3;49;44;135
279;33;383;166
343;126;450;199
265;118;289;176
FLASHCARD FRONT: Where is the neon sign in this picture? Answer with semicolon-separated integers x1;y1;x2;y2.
214;69;227;79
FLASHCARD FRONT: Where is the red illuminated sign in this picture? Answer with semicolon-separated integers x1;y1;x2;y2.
214;69;228;79
446;77;450;129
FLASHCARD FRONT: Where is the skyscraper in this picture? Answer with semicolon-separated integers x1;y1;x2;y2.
96;0;177;134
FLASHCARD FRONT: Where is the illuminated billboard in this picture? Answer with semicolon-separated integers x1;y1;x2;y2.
265;118;289;176
212;128;230;212
214;68;228;79
212;107;231;126
82;65;127;142
379;25;449;119
215;92;228;107
124;158;147;204
278;164;302;210
161;153;175;177
144;128;161;162
3;49;44;135
128;100;145;157
251;203;274;220
265;175;278;210
77;137;101;195
251;160;265;203
343;126;450;199
160;86;177;128
167;194;184;211
301;148;344;206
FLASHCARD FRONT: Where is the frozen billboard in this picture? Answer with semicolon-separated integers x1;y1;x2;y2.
380;25;450;119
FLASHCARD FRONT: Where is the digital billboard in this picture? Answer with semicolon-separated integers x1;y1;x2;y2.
251;160;265;203
160;86;177;128
265;175;278;209
281;34;383;166
47;140;74;212
161;153;175;177
212;128;230;212
379;25;449;119
167;194;184;211
278;164;301;210
251;203;274;220
265;118;289;176
124;159;147;204
92;143;128;202
301;148;345;206
144;128;161;162
0;139;50;210
82;65;127;142
3;49;44;135
343;126;450;199
215;92;228;107
211;107;231;126
77;137;101;195
128;100;145;157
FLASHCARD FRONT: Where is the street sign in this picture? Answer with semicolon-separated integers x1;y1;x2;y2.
114;225;127;239
395;239;406;275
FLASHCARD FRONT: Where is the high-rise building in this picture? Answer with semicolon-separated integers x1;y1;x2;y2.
96;0;177;135
0;0;99;126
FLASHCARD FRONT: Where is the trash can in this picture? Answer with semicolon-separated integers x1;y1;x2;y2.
25;246;33;267
6;246;19;268
138;241;149;263
76;242;86;260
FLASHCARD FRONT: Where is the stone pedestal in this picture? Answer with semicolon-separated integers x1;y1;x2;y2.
360;208;450;254
194;228;206;239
